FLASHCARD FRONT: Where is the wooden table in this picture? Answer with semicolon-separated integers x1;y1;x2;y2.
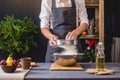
25;63;120;80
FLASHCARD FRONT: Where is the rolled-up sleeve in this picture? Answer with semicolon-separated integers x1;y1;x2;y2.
78;0;89;25
39;0;50;28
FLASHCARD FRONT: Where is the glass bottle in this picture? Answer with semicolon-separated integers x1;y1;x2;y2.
96;42;105;71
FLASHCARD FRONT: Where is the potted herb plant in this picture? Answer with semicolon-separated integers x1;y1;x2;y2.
0;15;38;59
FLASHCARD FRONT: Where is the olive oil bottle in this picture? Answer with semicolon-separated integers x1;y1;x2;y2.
96;42;105;71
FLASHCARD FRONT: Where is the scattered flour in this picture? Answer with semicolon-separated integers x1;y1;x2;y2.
59;45;77;55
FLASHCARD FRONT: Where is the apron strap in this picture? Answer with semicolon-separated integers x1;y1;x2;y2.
71;0;76;8
52;0;56;8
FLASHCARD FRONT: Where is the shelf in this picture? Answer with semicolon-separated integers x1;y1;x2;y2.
85;4;99;7
84;0;104;42
80;35;99;40
85;0;99;4
81;0;104;62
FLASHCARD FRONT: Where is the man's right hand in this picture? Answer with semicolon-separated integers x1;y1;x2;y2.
49;35;58;48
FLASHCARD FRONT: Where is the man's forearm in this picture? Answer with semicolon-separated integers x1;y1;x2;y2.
41;28;54;40
73;23;88;36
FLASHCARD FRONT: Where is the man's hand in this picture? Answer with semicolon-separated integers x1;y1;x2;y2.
65;23;88;40
41;28;59;47
49;35;58;48
65;31;78;40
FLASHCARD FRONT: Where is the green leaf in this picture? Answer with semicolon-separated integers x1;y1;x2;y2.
0;15;38;57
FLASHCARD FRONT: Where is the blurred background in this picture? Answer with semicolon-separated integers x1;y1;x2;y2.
0;0;119;62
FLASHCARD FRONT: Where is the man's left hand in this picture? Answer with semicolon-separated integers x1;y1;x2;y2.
65;31;78;40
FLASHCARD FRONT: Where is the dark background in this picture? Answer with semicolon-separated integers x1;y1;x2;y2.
0;0;47;62
0;0;120;62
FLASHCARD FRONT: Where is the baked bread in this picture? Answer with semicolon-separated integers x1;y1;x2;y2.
55;58;77;66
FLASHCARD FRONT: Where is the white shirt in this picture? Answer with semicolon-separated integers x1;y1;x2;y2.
39;0;88;29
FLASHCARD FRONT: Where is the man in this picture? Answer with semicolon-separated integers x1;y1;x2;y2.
39;0;89;62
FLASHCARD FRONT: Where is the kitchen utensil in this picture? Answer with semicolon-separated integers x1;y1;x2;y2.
51;53;83;66
55;39;77;46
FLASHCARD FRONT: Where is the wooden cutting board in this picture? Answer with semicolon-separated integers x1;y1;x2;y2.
50;63;83;71
86;69;114;75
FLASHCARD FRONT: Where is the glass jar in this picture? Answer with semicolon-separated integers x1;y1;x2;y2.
96;42;105;71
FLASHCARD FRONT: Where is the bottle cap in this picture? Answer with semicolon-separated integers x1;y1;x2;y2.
98;42;103;45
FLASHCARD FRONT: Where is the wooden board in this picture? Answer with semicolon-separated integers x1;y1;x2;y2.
85;0;99;4
50;63;83;71
86;69;114;75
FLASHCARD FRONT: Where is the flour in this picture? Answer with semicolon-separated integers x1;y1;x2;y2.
59;45;77;55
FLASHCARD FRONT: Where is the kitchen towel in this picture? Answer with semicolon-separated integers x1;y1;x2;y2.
111;37;120;62
0;67;29;80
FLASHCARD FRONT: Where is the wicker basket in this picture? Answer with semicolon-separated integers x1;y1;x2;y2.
85;0;99;4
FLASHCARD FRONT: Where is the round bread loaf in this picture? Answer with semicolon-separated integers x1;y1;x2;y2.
54;58;77;66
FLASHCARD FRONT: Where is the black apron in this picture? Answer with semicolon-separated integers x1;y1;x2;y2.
45;0;77;62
